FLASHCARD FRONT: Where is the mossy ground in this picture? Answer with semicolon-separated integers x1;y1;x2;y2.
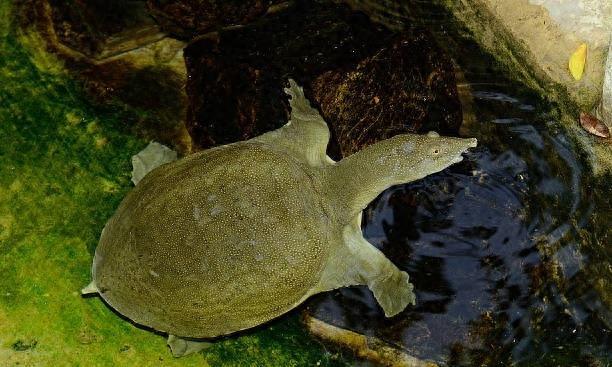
0;2;347;366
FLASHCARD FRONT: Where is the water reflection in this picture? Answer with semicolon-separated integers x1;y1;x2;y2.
307;86;610;364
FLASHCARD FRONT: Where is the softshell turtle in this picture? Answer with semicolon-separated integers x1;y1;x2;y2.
83;80;477;356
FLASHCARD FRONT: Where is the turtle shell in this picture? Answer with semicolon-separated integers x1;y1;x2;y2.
93;142;330;338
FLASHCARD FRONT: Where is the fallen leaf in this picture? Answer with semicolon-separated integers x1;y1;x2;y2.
569;43;587;80
579;112;610;138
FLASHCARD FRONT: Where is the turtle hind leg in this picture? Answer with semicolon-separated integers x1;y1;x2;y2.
312;215;416;317
131;142;178;185
167;335;211;357
80;280;99;295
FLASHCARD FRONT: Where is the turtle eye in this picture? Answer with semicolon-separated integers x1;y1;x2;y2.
433;149;440;155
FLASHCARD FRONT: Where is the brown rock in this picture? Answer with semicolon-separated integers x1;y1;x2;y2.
183;0;393;150
311;31;462;157
146;0;279;39
183;1;462;153
20;0;192;153
47;0;162;59
184;43;291;148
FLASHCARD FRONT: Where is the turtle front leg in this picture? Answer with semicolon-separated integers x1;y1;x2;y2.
344;225;415;317
312;215;416;317
131;141;178;185
370;266;415;317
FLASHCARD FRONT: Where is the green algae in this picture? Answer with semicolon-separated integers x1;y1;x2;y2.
0;2;348;366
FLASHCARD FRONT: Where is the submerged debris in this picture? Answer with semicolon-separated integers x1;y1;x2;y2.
304;314;438;367
311;32;462;157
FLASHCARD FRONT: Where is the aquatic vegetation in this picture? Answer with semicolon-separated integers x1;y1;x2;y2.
84;79;476;356
0;2;347;365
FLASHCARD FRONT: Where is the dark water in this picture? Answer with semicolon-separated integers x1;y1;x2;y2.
307;11;611;363
309;82;610;365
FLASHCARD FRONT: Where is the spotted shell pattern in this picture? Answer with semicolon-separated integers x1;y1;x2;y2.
94;143;330;337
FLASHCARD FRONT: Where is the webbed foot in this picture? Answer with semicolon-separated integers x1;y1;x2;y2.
313;218;416;317
369;267;415;317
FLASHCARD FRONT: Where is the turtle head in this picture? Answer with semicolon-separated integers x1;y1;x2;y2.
407;131;477;180
326;131;477;219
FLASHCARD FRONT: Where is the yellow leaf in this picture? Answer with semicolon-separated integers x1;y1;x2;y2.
569;43;587;80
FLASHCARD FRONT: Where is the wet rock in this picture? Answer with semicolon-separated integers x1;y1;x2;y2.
47;0;163;60
595;40;612;129
183;1;462;154
22;0;192;153
183;1;390;150
311;32;462;157
146;0;282;39
184;50;290;148
341;0;610;112
76;59;192;153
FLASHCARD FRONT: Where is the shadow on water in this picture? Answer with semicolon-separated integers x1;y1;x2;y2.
307;4;610;365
